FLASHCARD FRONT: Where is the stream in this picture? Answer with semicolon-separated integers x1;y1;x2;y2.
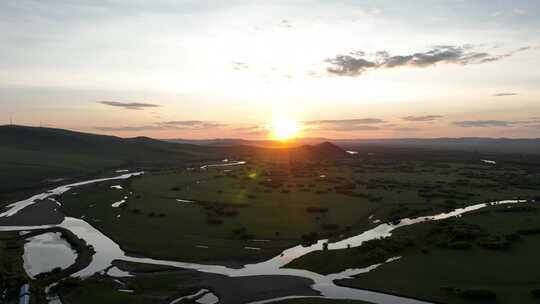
0;165;528;304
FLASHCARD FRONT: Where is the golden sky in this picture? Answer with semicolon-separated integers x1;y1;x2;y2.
1;1;540;139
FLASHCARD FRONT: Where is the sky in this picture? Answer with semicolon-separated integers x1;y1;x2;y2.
1;0;540;139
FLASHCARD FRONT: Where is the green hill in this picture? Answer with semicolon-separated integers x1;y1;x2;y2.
0;125;221;196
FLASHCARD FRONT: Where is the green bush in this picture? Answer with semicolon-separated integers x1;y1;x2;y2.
460;289;496;299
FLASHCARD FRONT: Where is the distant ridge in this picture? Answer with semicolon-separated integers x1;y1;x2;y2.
168;136;540;154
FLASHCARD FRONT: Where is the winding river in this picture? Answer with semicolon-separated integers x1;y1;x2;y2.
0;166;528;304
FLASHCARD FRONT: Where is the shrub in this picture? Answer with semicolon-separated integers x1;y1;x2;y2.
322;223;340;230
477;237;510;250
232;227;247;234
460;289;496;299
207;218;223;225
306;207;329;213
531;289;540;298
301;232;320;246
448;241;471;250
517;228;540;235
224;210;239;217
505;233;520;241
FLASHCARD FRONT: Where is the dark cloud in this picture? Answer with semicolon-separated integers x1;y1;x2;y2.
304;118;384;132
452;120;515;127
98;101;160;110
326;56;376;76
493;92;518;97
402;115;444;122
326;45;530;77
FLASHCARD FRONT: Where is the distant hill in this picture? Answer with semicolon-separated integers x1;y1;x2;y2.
335;138;540;154
167;137;329;148
0;126;349;197
169;137;540;155
295;141;349;159
5;124;539;199
0;125;221;195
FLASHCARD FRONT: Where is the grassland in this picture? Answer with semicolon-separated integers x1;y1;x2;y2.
289;203;540;303
0;232;29;303
56;153;540;265
0;125;223;202
275;299;372;304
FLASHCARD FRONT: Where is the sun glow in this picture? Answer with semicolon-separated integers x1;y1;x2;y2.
271;117;300;141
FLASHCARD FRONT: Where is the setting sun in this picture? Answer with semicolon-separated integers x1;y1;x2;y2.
271;117;300;141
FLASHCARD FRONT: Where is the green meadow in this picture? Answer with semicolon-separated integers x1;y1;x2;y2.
291;203;540;304
58;156;540;265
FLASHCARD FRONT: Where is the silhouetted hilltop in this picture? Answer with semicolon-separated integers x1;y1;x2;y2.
296;141;349;159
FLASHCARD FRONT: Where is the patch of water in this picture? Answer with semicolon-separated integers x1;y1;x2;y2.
111;199;126;208
197;292;219;304
170;289;209;304
176;199;194;203
200;161;247;169
23;232;77;278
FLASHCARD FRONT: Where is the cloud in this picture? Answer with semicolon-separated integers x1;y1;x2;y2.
492;8;527;18
402;115;444;122
231;61;249;70
95;125;165;132
304;118;384;132
158;120;226;129
234;124;271;136
393;127;419;132
452;120;515;127
304;118;385;125
493;92;518;97
326;45;530;77
279;19;293;28
98;101;160;110
331;125;380;131
96;120;225;132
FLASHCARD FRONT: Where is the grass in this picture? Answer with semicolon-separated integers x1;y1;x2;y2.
61;281;141;304
290;204;540;304
57;157;540;265
274;299;373;304
0;125;223;199
0;232;30;302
